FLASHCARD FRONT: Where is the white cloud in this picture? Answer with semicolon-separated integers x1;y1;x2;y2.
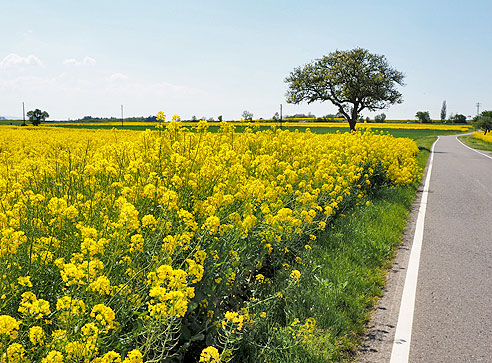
63;56;96;67
0;53;43;70
0;66;209;119
108;72;129;81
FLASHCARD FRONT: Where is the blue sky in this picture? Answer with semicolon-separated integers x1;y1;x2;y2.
1;0;491;120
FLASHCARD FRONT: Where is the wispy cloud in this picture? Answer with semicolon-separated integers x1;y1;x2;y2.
107;73;129;82
0;53;43;70
0;67;209;119
63;56;97;67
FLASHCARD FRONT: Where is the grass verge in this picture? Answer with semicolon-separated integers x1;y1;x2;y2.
268;135;436;362
458;134;492;153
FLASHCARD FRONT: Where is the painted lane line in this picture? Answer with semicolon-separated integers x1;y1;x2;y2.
456;136;492;161
389;137;439;363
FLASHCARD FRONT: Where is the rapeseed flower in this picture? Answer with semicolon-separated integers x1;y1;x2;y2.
29;325;45;345
42;351;64;363
1;343;25;362
290;270;301;282
90;304;116;332
18;292;51;319
0;315;20;339
199;346;220;363
123;350;143;363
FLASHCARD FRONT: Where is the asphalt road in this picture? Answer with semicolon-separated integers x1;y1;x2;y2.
358;135;492;362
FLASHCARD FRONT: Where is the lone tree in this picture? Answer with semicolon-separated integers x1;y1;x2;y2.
440;100;447;121
415;111;431;123
473;111;492;134
27;108;49;126
242;110;253;121
285;48;404;131
452;113;467;123
374;113;386;122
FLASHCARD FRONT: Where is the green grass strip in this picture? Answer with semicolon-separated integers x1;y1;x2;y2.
458;134;492;152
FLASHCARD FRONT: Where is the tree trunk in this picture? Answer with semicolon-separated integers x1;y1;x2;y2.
350;107;358;132
348;119;357;132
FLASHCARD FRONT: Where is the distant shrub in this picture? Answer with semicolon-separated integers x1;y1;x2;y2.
374;113;386;122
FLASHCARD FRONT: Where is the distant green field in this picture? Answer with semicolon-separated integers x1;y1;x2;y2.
0;120;26;126
10;122;465;140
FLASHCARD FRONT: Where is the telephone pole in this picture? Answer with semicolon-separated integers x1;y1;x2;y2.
22;102;26;126
280;104;283;130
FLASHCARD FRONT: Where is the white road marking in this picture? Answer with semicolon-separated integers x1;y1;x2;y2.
456;135;492;161
389;137;439;363
474;178;492;199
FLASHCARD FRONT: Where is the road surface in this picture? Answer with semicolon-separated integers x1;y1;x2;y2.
358;135;492;362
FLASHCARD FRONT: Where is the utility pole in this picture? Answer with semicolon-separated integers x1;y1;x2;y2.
476;102;481;116
22;102;26;126
280;104;283;130
121;104;124;127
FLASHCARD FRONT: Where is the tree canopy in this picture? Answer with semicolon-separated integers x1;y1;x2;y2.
440;100;447;121
285;48;404;131
242;110;253;121
26;109;49;126
451;114;467;123
374;113;387;122
473;111;492;134
415;111;431;123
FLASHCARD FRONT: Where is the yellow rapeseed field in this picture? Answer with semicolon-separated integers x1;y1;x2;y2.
472;131;492;143
0;119;420;362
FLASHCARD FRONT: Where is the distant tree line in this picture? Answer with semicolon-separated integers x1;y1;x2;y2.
283;112;316;119
77;115;157;123
415;109;468;124
73;110;472;125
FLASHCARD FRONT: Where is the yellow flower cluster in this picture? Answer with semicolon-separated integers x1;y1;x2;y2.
0;315;20;339
18;292;51;319
90;304;116;333
29;325;45;345
42;350;64;363
290;317;316;344
146;264;197;319
1;342;26;362
290;269;301;282
0;228;27;257
56;296;86;324
222;311;245;333
199;346;220;363
0;122;420;361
